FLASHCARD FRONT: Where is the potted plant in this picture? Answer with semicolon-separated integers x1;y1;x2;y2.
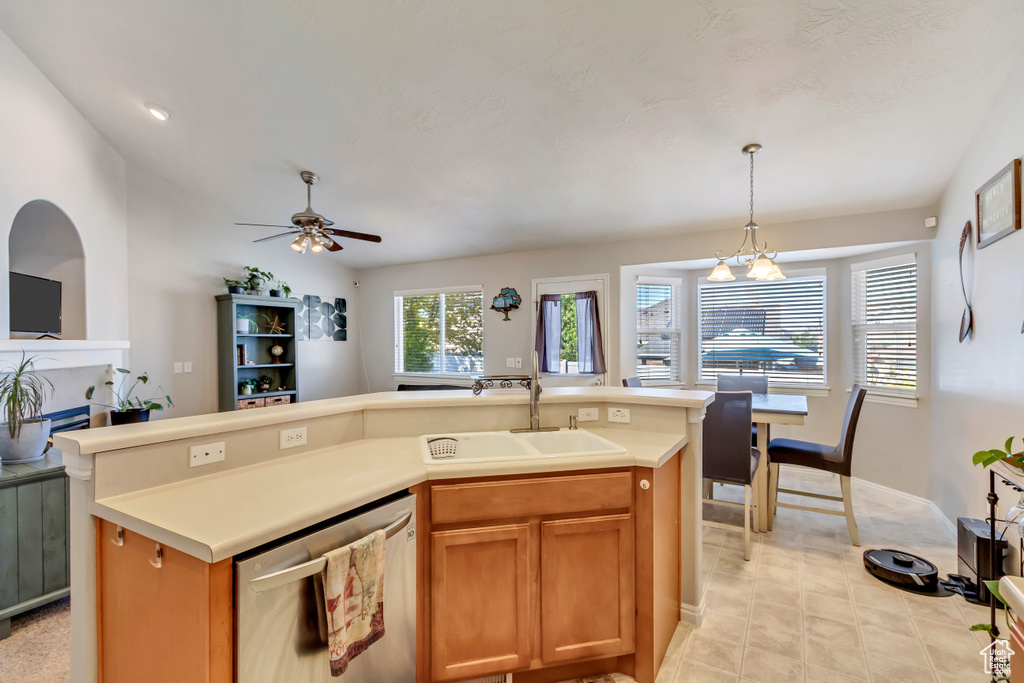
236;312;258;334
223;278;246;295
269;280;292;298
0;354;54;464
87;369;173;426
239;378;257;395
243;266;274;296
256;375;273;393
973;437;1024;473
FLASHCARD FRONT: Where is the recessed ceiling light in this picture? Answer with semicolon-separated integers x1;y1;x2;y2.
145;103;171;121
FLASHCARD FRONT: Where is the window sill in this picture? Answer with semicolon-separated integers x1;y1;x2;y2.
392;373;476;387
695;383;830;398
848;387;918;408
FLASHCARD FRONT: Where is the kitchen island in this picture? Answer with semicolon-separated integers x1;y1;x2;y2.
55;386;712;683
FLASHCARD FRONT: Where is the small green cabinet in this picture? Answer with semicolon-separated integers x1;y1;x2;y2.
216;293;302;412
0;451;70;639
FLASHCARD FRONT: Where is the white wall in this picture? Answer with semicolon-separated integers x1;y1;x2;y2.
930;57;1024;521
0;27;128;340
126;166;362;417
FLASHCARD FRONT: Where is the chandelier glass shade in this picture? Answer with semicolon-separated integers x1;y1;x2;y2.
709;143;785;282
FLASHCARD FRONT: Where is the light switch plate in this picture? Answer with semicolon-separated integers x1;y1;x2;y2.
280;426;307;449
578;407;599;422
184;361;192;373
189;441;225;467
506;357;516;368
515;358;522;368
173;362;182;374
608;407;631;424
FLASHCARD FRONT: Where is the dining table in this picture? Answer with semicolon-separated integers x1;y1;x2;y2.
750;393;809;533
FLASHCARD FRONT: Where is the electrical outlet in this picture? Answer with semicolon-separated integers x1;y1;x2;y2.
608;407;631;424
173;362;182;374
515;357;522;368
184;361;192;373
578;407;599;422
189;441;225;467
506;357;516;368
279;426;307;449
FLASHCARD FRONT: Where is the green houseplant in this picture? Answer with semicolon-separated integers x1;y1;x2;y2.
87;369;173;426
269;280;292;298
223;278;246;295
0;353;54;464
973;436;1024;472
243;266;274;296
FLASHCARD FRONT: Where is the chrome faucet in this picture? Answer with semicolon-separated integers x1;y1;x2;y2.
511;351;559;433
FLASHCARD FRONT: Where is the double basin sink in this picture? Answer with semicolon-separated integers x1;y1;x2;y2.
420;428;626;464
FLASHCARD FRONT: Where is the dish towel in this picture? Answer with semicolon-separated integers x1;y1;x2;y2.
321;529;386;676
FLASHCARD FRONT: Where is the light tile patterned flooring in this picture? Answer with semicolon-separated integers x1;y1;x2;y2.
657;466;995;683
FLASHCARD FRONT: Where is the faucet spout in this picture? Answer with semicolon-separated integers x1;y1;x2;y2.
510;350;558;433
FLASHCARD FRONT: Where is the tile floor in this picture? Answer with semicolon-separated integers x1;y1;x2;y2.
0;467;999;683
657;466;996;683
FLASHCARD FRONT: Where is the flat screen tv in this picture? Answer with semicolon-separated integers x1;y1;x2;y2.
10;272;62;335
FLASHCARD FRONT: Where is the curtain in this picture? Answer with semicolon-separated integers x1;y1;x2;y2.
575;291;606;375
534;294;562;372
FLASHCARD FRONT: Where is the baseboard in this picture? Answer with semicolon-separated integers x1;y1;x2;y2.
839;471;957;541
680;597;706;626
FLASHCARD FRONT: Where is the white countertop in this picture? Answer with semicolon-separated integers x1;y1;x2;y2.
1000;576;1024;617
92;427;687;563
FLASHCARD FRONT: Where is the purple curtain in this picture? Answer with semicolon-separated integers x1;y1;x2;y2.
535;294;562;372
575;291;606;375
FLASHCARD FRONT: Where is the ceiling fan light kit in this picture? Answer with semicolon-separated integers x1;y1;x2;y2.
709;143;785;282
236;171;383;255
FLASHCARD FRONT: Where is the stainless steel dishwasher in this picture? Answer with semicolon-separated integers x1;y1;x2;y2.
235;494;416;682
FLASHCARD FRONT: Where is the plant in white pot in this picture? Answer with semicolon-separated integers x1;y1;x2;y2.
0;354;54;464
86;369;173;426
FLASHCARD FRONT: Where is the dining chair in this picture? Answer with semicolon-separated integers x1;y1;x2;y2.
716;374;767;446
703;391;760;560
622;377;643;388
767;385;868;546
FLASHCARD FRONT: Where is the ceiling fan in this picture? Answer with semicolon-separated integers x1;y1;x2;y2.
235;171;382;254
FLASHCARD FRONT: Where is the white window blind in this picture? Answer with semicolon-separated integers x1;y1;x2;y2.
636;278;680;381
852;255;917;394
698;275;826;386
394;288;483;374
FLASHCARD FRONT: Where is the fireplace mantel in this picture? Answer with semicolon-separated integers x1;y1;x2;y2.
0;340;129;370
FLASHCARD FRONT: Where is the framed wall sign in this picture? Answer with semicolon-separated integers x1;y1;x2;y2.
975;158;1021;248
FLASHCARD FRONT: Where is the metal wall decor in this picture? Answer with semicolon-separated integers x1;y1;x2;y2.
959;221;974;343
489;287;522;321
976;159;1021;249
297;295;347;341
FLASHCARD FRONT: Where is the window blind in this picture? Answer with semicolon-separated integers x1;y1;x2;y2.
394;289;483;374
698;276;825;386
852;257;917;393
636;280;680;381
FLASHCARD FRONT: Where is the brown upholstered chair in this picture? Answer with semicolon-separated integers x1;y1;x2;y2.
767;385;868;546
703;391;760;560
622;377;643;388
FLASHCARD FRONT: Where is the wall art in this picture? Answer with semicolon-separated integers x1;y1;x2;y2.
297;295;347;341
976;159;1021;248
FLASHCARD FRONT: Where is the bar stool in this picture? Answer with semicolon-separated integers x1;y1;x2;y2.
767;385;868;546
717;374;768;446
622;377;643;388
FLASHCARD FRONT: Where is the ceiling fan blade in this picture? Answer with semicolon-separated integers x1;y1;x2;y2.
322;228;382;243
234;222;297;229
325;240;344;252
253;232;298;243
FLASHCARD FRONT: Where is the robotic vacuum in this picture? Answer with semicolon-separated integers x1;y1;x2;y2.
864;549;939;591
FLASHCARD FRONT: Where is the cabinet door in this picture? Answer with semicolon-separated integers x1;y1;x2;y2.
540;514;634;663
431;523;531;681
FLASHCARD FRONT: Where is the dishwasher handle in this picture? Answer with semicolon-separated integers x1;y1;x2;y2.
248;512;412;594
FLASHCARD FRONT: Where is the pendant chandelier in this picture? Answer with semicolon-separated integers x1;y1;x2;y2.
708;143;785;282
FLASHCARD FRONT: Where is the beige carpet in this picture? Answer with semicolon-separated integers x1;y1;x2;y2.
0;597;71;683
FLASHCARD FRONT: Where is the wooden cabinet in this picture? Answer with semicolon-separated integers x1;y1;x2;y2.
96;519;232;683
419;463;679;683
540;514;634;663
1011;619;1024;683
431;524;532;681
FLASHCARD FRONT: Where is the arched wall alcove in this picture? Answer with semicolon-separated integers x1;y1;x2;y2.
8;199;87;339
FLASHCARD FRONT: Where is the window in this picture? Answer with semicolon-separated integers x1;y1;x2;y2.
852;255;917;395
394;288;483;375
636;278;681;382
698;275;826;386
533;275;608;376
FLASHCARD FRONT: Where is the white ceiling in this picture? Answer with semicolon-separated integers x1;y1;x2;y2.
1;1;1022;268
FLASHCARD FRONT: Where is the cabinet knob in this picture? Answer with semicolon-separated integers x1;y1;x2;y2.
640;479;650;490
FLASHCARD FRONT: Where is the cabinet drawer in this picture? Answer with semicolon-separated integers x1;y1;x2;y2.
431;471;632;524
